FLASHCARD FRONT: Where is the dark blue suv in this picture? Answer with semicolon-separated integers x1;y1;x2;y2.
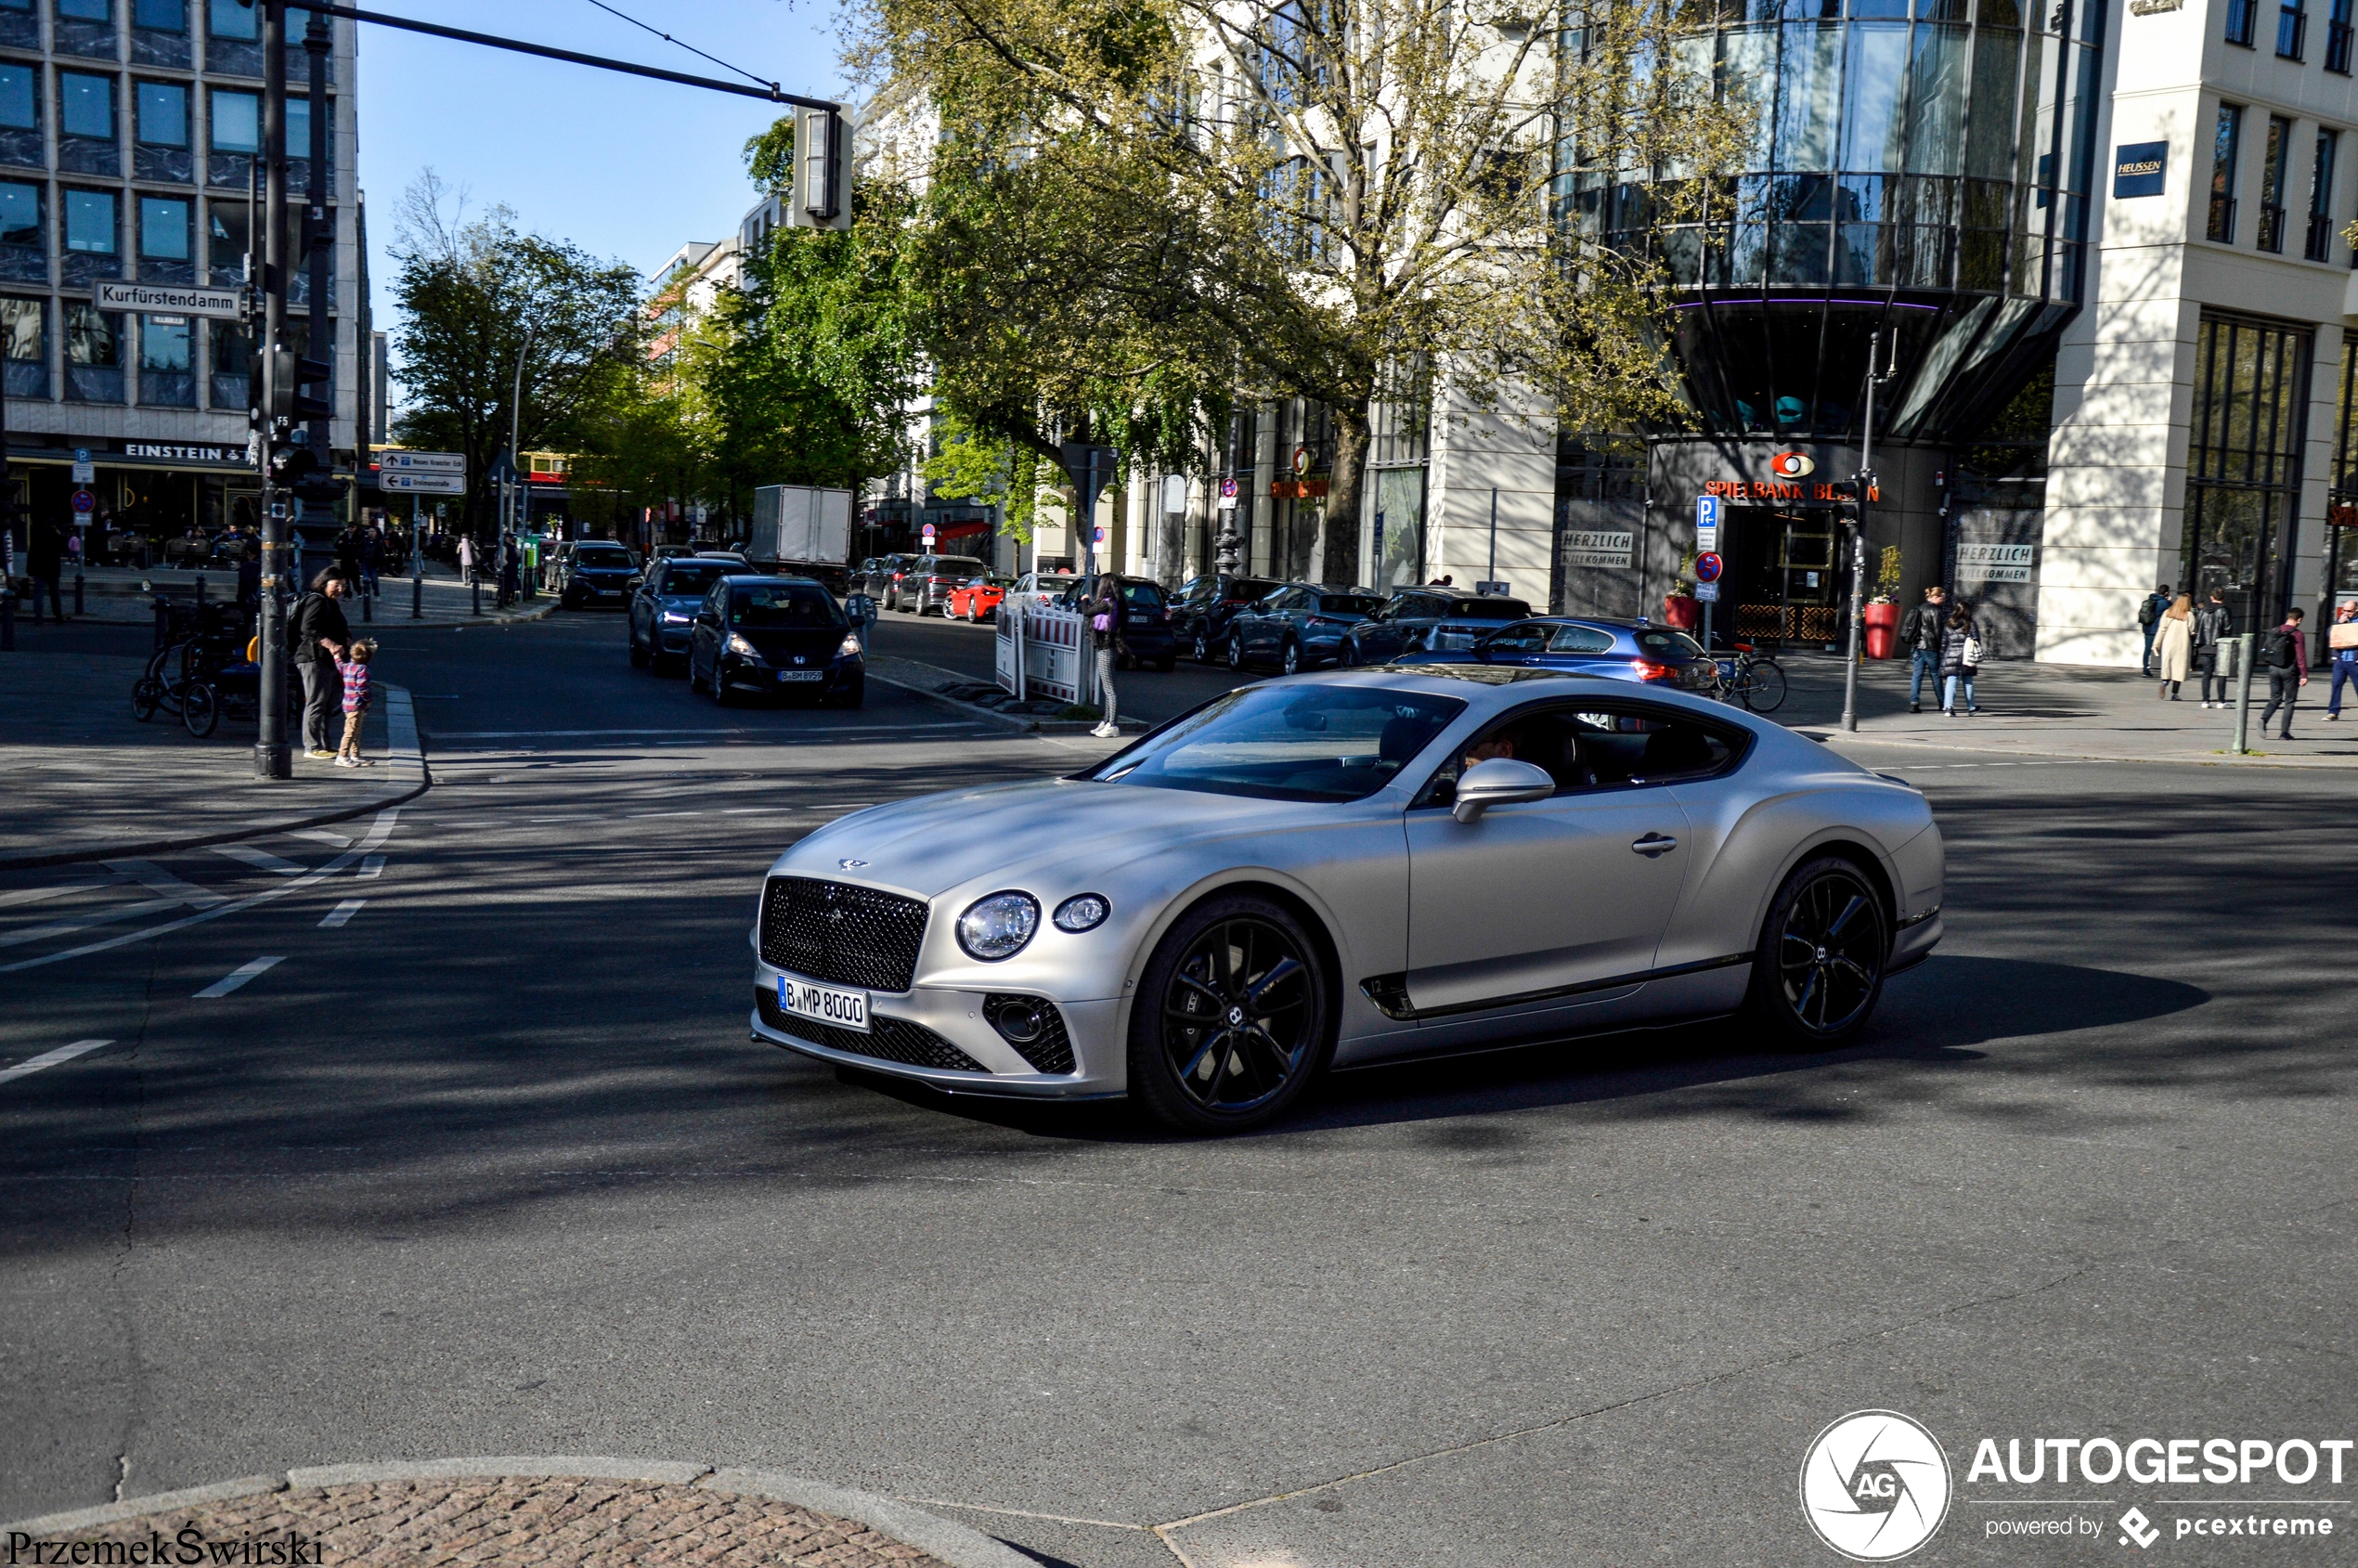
1224;584;1385;674
1393;616;1718;693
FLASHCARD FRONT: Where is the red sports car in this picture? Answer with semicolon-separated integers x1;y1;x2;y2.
947;577;1010;622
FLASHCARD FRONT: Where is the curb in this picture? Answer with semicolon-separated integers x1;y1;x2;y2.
865;654;1149;736
0;685;431;873
2;1457;1038;1568
865;669;1043;732
1808;727;2356;770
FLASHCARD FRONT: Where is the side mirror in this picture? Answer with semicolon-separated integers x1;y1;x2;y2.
1451;758;1555;824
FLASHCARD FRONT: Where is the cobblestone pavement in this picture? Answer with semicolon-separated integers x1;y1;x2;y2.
56;1479;948;1565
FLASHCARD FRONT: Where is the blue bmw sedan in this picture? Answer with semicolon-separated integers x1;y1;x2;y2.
1392;616;1719;693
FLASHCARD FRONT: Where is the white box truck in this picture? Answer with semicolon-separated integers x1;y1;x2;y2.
748;485;853;588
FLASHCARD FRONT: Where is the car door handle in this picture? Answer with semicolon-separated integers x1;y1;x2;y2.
1632;834;1678;856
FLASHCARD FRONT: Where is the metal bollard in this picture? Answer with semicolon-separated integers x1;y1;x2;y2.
411;569;422;620
472;573;482;616
73;570;84;616
2233;632;2257;754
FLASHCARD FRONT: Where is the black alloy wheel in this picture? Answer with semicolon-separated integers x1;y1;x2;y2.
1130;895;1330;1133
1227;632;1246;671
1193;627;1211;663
1341;640;1361;667
1280;639;1301;676
1748;856;1888;1047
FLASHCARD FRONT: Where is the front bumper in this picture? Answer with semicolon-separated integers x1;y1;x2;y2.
747;960;1126;1099
718;654;864;695
1888;910;1943;973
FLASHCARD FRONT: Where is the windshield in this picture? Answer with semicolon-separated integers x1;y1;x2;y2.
731;585;847;628
923;557;988;577
575;545;634;568
1317;594;1381;616
1637;629;1706;658
1449;599;1531;621
661;564;727;597
1121;582;1164;607
1093;685;1465;803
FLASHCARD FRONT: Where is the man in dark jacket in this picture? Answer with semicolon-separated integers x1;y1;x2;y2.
1899;585;1947;713
26;515;63;622
2192;591;2235;707
2138;583;2173;676
291;569;353;759
2257;605;2308;741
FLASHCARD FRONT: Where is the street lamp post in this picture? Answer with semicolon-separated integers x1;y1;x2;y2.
1842;330;1898;734
253;0;292;780
508;324;533;595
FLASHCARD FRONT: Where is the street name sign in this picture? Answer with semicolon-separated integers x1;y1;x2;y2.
95;280;245;318
379;450;465;474
381;471;466;494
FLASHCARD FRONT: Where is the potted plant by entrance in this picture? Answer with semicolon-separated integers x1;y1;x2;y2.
1664;551;1700;630
1863;546;1902;658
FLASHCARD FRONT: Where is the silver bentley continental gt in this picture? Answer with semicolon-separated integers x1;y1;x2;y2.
748;667;1943;1133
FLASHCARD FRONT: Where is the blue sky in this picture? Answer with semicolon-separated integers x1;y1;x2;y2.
355;0;851;380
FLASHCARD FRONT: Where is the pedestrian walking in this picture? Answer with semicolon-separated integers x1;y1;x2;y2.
2193;590;2235;706
1087;577;1122;738
334;638;376;767
290;569;353;759
456;533;475;585
1899;584;1948;712
2257;604;2309;740
2325;600;2358;720
359;525;384;597
1938;600;1983;716
26;515;63;622
2137;582;2173;676
334;522;363;584
2152;593;2194;699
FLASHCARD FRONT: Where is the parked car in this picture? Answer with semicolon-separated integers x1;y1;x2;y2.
853;554;920;604
1056;575;1177;670
948;576;1012;622
628;555;737;671
908;554;993;616
687;575;864;708
1169;573;1282;663
748;667;1944;1132
1005;569;1079;612
554;539;642;609
1392;616;1718;694
1224;584;1384;675
1342;590;1534;665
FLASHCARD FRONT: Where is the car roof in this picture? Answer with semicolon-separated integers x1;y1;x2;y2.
719;572;823;589
1275;664;1770;729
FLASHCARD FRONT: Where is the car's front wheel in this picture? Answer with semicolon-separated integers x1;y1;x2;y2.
1227;632;1246;671
1747;855;1889;1048
1193;627;1211;663
1280;639;1301;676
1129;893;1331;1134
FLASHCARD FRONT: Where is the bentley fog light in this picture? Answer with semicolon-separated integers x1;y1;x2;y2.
957;891;1040;961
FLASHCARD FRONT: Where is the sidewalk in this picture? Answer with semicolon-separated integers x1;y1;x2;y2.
20;564;557;628
1769;651;2358;768
0;641;427;871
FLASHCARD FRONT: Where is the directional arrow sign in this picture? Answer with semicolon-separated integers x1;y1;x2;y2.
379;450;466;474
381;471;467;494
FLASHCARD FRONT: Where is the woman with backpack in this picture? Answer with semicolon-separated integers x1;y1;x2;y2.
1938;600;1984;716
1087;577;1123;739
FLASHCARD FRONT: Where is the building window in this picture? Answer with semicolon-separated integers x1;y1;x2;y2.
136;80;186;146
58;0;109;17
2280;0;2309;55
205;0;252;36
207;316;249;408
2308;129;2339;261
0;64;34;131
2228;0;2257;43
2210;103;2243;242
204;197;244;284
2332;0;2354;70
208;86;257;152
64;300;123;402
2259;115;2291;253
0;177;41;282
137;193;190;283
137;311;192;405
2184;311;2311;635
63;188;115;253
0;0;33;51
133;0;180;27
58;70;115;138
0;293;44;396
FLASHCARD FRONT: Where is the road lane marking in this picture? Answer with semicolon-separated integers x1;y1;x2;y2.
319;900;365;928
195;957;283;997
0;895;185;952
106;860;226;909
211;844;307;876
628;810;695;818
0;809;401;976
290;828;355;849
430;722;987;738
0;1039;115;1085
358;854;385;878
529;816;594;823
0;879;121;910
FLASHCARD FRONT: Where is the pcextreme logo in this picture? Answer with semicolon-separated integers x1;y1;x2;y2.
1770;450;1817;478
1801;1410;1954;1562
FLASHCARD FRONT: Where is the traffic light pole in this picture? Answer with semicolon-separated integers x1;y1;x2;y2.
304;7;331;522
254;0;291;780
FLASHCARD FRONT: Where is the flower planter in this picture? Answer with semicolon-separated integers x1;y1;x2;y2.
1663;593;1700;631
1864;600;1900;659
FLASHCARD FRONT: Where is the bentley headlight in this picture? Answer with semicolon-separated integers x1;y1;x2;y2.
838;634;862;657
727;633;758;658
1053;893;1110;933
957;891;1040;961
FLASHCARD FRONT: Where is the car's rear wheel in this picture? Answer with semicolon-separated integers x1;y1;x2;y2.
1280;639;1301;676
1747;855;1888;1048
1130;894;1331;1134
1193;627;1211;663
1227;633;1245;671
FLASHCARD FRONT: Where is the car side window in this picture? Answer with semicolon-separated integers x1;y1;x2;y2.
1264;587;1303;612
1548;625;1617;654
1483;621;1550;654
1417;701;1746;806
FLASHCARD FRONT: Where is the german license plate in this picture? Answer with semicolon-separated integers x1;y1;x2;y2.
776;669;824;682
778;975;869;1032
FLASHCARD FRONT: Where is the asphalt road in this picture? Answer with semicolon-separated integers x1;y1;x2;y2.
4;607;2353;1567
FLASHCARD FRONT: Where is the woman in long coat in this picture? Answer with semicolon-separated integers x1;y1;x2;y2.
2153;592;2195;699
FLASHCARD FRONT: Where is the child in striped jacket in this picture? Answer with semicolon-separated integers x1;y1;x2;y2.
335;639;377;768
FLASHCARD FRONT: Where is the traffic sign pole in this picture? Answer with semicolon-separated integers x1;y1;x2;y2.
1695;496;1722;650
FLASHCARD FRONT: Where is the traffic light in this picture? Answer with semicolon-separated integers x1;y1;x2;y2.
790;106;850;231
271;444;346;506
269;346;334;421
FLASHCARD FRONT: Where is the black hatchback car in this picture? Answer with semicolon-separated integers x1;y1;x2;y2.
1341;590;1533;664
687;576;863;707
1224;584;1385;674
556;539;641;609
1056;576;1178;669
1169;572;1281;663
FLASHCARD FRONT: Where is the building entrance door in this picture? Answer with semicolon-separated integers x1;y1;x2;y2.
1726;506;1844;646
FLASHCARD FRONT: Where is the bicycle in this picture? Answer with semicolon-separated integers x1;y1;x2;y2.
1713;641;1788;714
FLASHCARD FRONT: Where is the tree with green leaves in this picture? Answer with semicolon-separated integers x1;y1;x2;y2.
388;172;646;539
